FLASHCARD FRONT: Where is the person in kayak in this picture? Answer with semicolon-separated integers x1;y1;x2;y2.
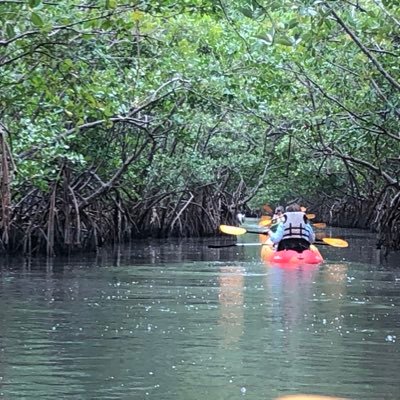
268;203;315;252
269;205;285;233
237;211;246;225
273;205;284;218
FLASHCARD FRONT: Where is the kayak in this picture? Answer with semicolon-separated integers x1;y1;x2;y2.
261;244;323;265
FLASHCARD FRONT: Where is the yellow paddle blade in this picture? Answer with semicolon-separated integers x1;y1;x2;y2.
312;222;326;229
306;213;316;219
259;219;272;227
322;238;349;248
220;225;247;235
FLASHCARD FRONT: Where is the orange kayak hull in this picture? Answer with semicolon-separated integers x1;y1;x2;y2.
261;244;323;265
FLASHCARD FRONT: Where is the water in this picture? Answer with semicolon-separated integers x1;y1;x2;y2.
0;228;399;400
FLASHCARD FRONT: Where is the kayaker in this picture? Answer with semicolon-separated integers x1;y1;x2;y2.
268;203;315;252
269;205;285;233
273;205;284;219
237;211;246;225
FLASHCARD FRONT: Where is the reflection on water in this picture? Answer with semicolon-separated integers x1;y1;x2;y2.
218;266;244;346
264;263;319;332
0;232;399;400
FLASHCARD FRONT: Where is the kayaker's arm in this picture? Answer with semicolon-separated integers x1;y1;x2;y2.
268;223;284;244
306;223;315;243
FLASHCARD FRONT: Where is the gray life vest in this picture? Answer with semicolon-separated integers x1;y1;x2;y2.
282;211;311;241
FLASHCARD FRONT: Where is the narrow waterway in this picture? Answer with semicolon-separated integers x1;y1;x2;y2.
0;227;399;400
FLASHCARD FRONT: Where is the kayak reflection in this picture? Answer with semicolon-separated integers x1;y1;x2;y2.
217;265;244;346
264;258;319;332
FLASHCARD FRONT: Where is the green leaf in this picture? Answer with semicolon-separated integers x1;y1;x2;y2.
287;19;298;29
29;0;42;7
101;20;112;30
5;23;15;39
255;34;273;45
81;33;95;40
275;36;293;46
105;0;117;9
239;7;254;19
31;12;44;27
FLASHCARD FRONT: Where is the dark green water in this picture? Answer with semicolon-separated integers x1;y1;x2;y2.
0;228;399;400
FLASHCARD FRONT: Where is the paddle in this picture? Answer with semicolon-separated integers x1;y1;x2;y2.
259;215;272;224
259;219;326;229
319;237;348;247
209;239;346;249
219;225;348;248
312;222;327;229
208;242;267;248
259;218;275;227
220;225;267;235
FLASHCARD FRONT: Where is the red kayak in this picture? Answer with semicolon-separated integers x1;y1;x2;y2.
261;244;323;265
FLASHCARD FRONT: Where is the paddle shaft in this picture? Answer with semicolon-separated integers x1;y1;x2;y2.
219;225;348;247
208;243;265;248
209;240;334;249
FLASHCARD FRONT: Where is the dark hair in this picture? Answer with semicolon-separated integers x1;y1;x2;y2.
285;203;301;212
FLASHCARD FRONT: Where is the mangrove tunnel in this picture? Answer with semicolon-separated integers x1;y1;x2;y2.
0;0;399;257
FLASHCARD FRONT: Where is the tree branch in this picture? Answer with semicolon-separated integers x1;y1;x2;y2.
327;5;400;91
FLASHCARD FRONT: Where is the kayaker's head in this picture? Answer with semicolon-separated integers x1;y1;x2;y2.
274;206;284;215
285;203;301;212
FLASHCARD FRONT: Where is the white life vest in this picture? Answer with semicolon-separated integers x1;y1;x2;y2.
282;211;311;241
